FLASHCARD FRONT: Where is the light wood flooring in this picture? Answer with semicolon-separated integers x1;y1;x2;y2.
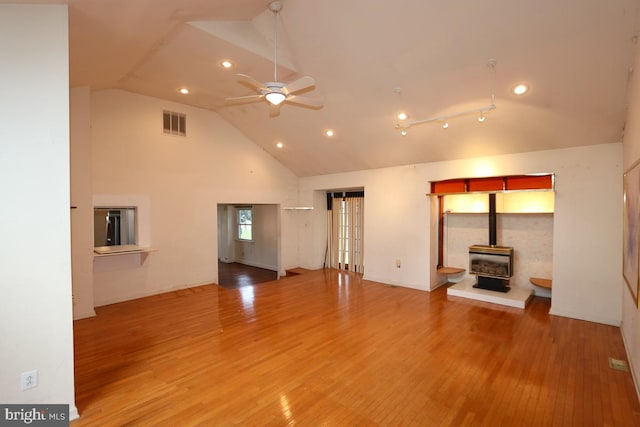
72;269;640;426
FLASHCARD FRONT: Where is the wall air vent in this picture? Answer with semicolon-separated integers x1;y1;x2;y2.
163;110;186;136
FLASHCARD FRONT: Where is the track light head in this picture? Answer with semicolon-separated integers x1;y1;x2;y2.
392;59;497;132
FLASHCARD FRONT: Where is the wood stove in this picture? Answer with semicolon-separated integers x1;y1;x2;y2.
469;245;514;292
469;192;514;292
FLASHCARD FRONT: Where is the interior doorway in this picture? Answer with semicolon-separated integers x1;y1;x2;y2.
217;203;281;286
326;190;365;273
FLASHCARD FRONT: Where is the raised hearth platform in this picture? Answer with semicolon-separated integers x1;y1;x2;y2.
447;279;533;309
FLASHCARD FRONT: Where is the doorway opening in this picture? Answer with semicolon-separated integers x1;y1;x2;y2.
325;190;365;273
217;203;281;287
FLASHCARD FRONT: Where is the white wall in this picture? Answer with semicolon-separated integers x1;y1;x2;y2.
622;37;640;401
70;87;95;319
299;143;623;326
217;204;233;263
0;4;77;418
89;90;298;306
548;144;622;325
299;166;431;288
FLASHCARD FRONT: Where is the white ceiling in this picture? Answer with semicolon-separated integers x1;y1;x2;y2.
15;0;640;176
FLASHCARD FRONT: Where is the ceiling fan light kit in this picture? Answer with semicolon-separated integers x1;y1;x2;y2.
224;1;322;111
396;59;497;135
265;91;286;105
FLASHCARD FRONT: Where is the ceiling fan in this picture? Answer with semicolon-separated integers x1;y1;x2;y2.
224;1;322;111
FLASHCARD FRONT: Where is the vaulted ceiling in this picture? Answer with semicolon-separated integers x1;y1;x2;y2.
14;0;640;176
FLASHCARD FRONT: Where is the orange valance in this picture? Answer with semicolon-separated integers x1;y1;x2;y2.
430;174;553;195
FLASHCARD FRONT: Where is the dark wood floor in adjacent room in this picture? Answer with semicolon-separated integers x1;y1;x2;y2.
217;261;278;288
72;269;640;426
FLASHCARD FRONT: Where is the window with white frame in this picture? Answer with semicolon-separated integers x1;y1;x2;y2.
237;207;253;241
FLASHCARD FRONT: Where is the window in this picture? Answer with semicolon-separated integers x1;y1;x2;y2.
237;207;253;241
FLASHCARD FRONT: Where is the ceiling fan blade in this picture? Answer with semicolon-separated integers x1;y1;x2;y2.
236;74;267;91
224;94;264;104
286;94;323;108
283;76;315;94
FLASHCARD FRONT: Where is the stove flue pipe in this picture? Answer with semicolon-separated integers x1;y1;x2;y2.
489;193;497;247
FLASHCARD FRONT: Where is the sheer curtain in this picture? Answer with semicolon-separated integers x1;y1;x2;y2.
326;191;364;273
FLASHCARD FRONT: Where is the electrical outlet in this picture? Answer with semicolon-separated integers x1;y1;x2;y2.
20;370;38;391
396;259;401;268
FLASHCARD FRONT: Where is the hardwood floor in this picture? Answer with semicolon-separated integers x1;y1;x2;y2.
72;269;640;426
217;261;278;289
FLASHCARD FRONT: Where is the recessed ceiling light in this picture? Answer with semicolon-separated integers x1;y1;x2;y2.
179;88;190;95
276;142;284;149
396;112;408;121
219;59;234;69
513;84;529;95
325;129;335;138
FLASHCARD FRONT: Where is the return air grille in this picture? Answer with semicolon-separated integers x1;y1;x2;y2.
163;110;186;136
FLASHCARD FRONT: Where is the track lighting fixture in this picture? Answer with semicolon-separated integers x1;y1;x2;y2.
395;59;497;136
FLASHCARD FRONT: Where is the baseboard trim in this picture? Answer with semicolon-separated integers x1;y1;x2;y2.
73;309;96;320
548;307;621;327
235;260;277;271
94;280;215;307
69;405;79;421
620;326;640;404
362;274;429;292
430;280;449;291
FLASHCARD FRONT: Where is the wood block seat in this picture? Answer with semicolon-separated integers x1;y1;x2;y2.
530;277;552;289
439;266;466;283
437;267;465;275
